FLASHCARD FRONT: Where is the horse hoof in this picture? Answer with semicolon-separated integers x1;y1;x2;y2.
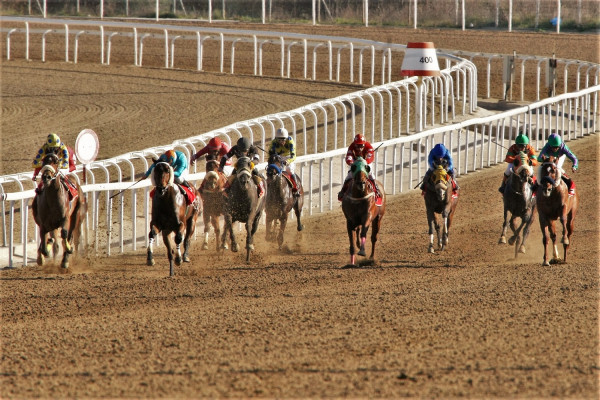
232;244;239;252
37;254;44;266
508;236;517;246
222;243;229;250
542;260;550;266
175;257;182;266
428;247;435;254
61;261;69;269
562;238;570;245
183;255;191;263
248;244;255;251
297;225;304;231
518;246;526;254
147;259;154;266
202;243;209;250
498;237;507;244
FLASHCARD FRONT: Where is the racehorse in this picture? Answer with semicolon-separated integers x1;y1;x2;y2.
536;157;579;266
498;151;537;258
341;157;386;267
199;159;227;251
146;161;201;276
265;154;304;249
423;164;458;253
31;153;86;269
221;156;266;262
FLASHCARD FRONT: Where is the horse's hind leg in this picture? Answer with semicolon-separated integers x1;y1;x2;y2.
202;214;211;250
37;229;50;266
174;229;183;266
563;211;575;263
369;215;382;259
294;199;304;231
277;216;288;249
212;216;222;252
508;216;519;246
147;224;158;266
358;225;369;257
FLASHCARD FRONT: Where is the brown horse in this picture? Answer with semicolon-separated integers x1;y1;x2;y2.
499;151;537;258
199;159;227;251
536;157;579;266
31;153;86;268
146;161;201;276
265;154;304;249
341;157;385;267
423;165;458;254
221;157;266;262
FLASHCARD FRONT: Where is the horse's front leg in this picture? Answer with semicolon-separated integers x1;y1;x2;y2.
60;216;73;255
507;215;519;246
223;214;238;252
147;222;159;266
539;217;552;266
358;224;369;257
174;222;184;266
37;228;50;266
294;198;304;232
559;208;570;246
346;221;357;266
277;216;288;249
213;216;222;251
163;231;175;277
549;220;560;262
369;214;382;259
265;214;274;242
518;209;535;255
426;209;436;254
202;213;211;250
499;208;510;244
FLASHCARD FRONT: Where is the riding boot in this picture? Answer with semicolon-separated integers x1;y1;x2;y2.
562;176;575;195
371;179;383;206
253;175;265;198
338;179;350;201
451;177;460;191
498;174;508;193
291;175;300;197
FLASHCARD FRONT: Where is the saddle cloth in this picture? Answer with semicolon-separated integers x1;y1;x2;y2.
149;185;196;205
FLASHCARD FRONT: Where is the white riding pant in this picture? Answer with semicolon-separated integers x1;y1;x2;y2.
555;154;567;173
285;162;295;175
174;168;189;184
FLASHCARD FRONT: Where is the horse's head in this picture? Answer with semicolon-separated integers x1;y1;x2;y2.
266;154;284;180
41;153;60;172
40;165;57;188
205;159;220;173
203;171;222;192
539;159;561;197
350;157;370;193
236;156;253;173
235;168;253;191
430;165;450;201
152;161;174;195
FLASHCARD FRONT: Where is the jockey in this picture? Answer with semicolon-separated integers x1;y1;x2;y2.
498;133;538;194
190;137;232;166
337;134;382;204
143;149;193;193
420;143;459;193
538;133;578;196
32;133;76;195
268;128;301;197
219;137;265;198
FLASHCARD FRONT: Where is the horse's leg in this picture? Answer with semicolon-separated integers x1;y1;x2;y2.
277;215;288;250
164;231;175;276
202;212;211;250
539;216;551;266
369;214;382;259
224;214;238;252
346;221;357;266
357;223;369;257
294;197;304;231
559;209;570;246
549;220;560;263
518;209;535;254
507;215;519;246
563;210;575;263
182;213;196;263
498;204;511;243
426;208;436;254
213;215;222;251
174;222;184;266
147;223;158;266
265;213;273;242
37;227;48;266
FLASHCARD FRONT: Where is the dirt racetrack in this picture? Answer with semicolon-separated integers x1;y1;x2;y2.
1;24;599;398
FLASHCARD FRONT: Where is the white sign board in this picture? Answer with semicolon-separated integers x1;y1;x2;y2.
75;129;99;164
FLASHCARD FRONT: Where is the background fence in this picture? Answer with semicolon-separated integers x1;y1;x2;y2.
2;0;599;31
1;17;599;268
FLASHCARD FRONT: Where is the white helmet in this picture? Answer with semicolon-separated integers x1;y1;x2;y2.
275;128;288;139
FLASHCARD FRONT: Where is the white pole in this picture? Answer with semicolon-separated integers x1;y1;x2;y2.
100;0;104;19
312;0;316;25
535;0;540;29
209;0;213;22
461;0;465;31
222;0;226;20
43;0;46;18
455;0;458;26
364;0;368;27
261;0;265;24
413;0;417;29
156;0;159;21
495;0;499;27
508;0;512;32
556;0;561;33
77;0;80;14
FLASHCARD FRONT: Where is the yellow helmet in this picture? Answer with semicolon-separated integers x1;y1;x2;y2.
47;133;61;147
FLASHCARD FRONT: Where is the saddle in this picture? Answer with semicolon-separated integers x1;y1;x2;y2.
149;184;196;205
281;171;299;191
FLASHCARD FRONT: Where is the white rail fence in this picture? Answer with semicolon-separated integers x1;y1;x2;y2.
1;18;599;267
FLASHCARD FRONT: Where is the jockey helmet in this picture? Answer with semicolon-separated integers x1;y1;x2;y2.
353;134;366;145
431;143;447;159
548;133;562;147
208;137;221;150
47;133;61;148
237;137;251;152
515;134;529;145
275;128;288;139
165;149;176;164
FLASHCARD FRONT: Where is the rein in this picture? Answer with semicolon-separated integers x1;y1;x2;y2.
348;192;375;201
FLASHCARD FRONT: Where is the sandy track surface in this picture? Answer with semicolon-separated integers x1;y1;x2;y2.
1;25;599;398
